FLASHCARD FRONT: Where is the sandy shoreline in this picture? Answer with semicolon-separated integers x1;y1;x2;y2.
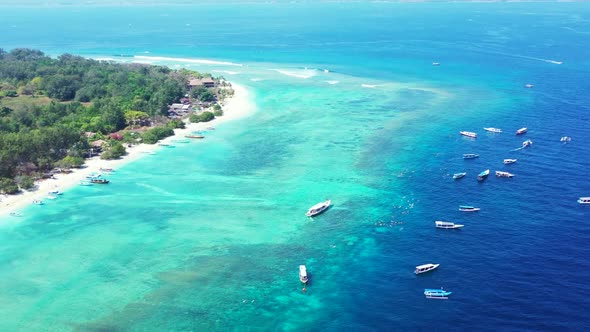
0;82;255;218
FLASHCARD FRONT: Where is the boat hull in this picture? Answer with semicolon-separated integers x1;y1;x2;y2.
306;200;331;217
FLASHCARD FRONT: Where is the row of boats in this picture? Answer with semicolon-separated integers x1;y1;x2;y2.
299;200;333;287
453;170;515;180
459;127;528;138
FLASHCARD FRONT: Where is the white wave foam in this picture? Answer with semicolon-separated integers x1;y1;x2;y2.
213;70;240;75
132;60;154;64
326;80;340;85
250;78;265;82
134;55;243;67
95;57;116;61
272;68;317;79
361;84;378;88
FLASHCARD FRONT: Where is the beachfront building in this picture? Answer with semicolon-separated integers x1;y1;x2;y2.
188;77;216;89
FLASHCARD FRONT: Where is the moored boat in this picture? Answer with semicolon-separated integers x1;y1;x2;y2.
503;159;517;165
306;199;331;217
49;190;63;195
459;205;480;212
432;62;440;66
522;139;533;148
483;127;502;133
32;199;44;205
299;265;308;283
477;169;490;181
516;127;528;135
185;135;205;139
435;221;464;229
9;212;23;217
524;84;534;88
460;131;477;138
99;167;115;172
560;136;572;142
90;178;110;184
495;171;515;178
415;263;440;274
424;288;452;299
79;181;93;186
578;197;590;205
463;154;479;159
453;172;466;180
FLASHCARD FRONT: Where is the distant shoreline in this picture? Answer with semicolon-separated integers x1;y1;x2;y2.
0;82;255;218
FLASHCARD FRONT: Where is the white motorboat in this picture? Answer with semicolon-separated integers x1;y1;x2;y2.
453;172;467;180
516;127;528;135
522;139;533;148
435;221;464;229
495;171;515;178
460;131;477;138
524;84;534;88
306;199;331;217
459;205;480;212
578;197;590;205
503;159;517;165
560;136;572;142
415;263;440;274
483;127;502;133
299;265;308;283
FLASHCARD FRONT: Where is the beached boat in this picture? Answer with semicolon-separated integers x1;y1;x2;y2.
99;167;115;172
522;139;533;148
477;169;490;181
453;172;467;180
435;221;464;229
49;190;63;195
32;199;44;205
463;154;479;159
424;288;452;299
560;136;572;142
185;135;205;139
516;127;528;135
9;212;23;217
483;127;502;133
299;265;308;283
578;197;590;205
415;263;440;274
90;178;109;184
495;171;515;178
459;205;480;212
503;159;517;165
306;199;331;217
460;131;477;138
206;126;216;130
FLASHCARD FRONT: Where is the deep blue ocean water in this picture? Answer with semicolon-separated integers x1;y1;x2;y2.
1;2;590;331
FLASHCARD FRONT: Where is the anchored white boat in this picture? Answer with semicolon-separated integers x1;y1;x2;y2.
463;154;479;159
483;127;502;133
477;169;490;181
415;263;440;274
424;288;452;299
578;197;590;205
32;200;44;205
503;159;517;165
435;221;464;229
453;172;466;180
522;139;533;148
560;136;572;142
516;127;528;135
306;199;331;217
459;205;480;212
299;265;308;283
460;131;477;138
49;190;63;195
495;171;515;178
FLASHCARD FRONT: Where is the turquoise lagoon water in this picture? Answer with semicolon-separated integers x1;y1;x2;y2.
1;2;590;331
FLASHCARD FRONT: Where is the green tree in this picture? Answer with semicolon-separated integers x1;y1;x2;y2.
18;175;35;190
124;110;150;129
0;177;19;194
55;156;85;169
100;141;126;160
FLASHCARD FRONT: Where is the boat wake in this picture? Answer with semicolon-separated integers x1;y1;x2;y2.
326;80;340;85
361;84;378;88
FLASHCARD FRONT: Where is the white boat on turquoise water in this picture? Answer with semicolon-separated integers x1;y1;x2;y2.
495;171;514;178
453;172;466;180
435;221;464;229
46;195;57;200
463;154;479;159
503;159;517;165
306;199;331;217
483;127;502;133
459;205;480;212
578;197;590;205
415;263;439;274
79;181;93;186
49;190;63;195
522;139;533;148
460;131;477;138
516;127;528;135
299;265;308;283
477;169;490;181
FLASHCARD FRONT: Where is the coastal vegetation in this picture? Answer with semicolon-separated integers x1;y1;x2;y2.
0;48;229;194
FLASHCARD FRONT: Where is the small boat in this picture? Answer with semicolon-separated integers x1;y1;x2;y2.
415;263;440;274
172;139;190;143
49;190;63;195
424;288;452;299
463;154;479;159
90;178;110;184
516;127;528;135
206;126;216;130
158;143;172;147
483;127;502;133
185;135;205;139
99;167;115;172
495;171;515;178
560;136;572;142
32;200;44;205
85;172;102;179
522;139;533;148
524;84;534;88
503;159;517;165
459;205;480;212
299;265;308;284
477;169;490;181
79;181;93;186
9;212;23;217
460;131;477;138
435;221;464;229
578;197;590;205
306;199;331;217
432;62;441;66
453;172;467;180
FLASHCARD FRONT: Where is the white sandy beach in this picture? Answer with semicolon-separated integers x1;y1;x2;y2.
0;82;255;218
